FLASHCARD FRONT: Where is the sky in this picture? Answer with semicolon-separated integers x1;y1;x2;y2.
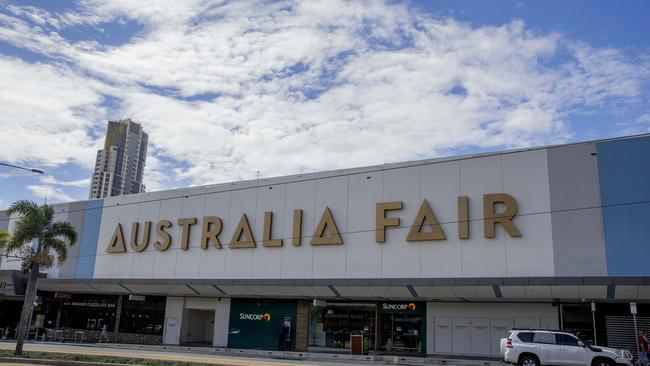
0;0;648;208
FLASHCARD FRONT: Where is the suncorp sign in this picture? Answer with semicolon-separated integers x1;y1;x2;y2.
382;303;416;311
240;312;271;321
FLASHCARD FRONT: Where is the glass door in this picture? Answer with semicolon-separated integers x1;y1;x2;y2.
309;302;376;350
380;313;422;353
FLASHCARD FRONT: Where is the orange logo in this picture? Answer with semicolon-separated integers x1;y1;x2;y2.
263;313;271;321
407;303;416;311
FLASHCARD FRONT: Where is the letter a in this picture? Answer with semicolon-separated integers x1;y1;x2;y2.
310;207;343;245
406;200;446;241
229;214;256;248
106;223;127;253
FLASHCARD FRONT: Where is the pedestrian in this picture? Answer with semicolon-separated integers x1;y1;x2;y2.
99;324;109;343
638;331;648;365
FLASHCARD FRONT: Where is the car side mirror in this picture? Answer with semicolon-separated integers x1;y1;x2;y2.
578;341;585;347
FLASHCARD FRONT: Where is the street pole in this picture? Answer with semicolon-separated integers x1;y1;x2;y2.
634;314;640;357
0;162;44;174
632;303;640;359
591;301;597;346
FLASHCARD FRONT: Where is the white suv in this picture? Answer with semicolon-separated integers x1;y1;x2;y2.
501;329;633;366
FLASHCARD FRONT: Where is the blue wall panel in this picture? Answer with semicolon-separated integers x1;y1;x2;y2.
75;199;103;278
598;136;650;275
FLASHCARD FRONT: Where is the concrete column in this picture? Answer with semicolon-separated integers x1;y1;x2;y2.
295;300;310;352
163;297;184;345
213;298;231;347
113;295;123;338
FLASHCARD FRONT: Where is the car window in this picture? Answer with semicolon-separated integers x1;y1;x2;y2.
517;332;535;343
555;333;580;346
533;332;556;344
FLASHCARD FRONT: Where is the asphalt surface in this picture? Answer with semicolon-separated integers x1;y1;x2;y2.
0;342;366;366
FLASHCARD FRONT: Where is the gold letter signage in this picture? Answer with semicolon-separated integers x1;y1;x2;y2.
106;223;126;253
229;214;256;248
483;193;521;238
406;200;446;241
130;221;151;252
376;201;402;243
310;207;343;245
106;193;522;253
201;216;223;249
154;220;172;251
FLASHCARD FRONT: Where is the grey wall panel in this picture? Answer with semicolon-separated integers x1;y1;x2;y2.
548;142;601;210
57;202;86;279
551;208;607;276
547;143;606;276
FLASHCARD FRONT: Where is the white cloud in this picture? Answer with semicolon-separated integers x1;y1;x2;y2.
26;185;76;203
39;176;90;188
0;0;648;191
0;56;108;168
638;114;650;124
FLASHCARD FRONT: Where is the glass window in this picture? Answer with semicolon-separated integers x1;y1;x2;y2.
56;294;118;331
0;299;23;333
556;333;580;346
119;296;166;335
533;332;556;344
561;304;595;344
379;313;422;353
517;332;535;343
309;303;375;350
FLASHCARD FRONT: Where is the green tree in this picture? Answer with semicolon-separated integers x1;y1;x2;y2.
0;200;77;356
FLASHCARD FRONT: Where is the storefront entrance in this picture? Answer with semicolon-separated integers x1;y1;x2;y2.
0;298;22;339
308;301;425;354
309;302;375;351
181;309;214;345
379;312;422;353
377;302;424;354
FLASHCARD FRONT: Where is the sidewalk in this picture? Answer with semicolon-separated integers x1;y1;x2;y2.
0;341;504;366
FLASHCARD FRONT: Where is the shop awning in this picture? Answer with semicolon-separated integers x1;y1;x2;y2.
35;276;650;301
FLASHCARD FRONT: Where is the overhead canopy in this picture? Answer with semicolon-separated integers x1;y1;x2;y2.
35;276;650;301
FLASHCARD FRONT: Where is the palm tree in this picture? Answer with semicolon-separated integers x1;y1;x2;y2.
0;200;78;356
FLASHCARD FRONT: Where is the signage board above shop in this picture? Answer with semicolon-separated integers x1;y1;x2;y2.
87;147;560;281
105;194;521;254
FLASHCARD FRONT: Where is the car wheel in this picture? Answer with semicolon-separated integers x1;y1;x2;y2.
519;355;540;366
592;358;614;366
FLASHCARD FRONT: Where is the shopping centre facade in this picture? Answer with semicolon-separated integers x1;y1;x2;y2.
2;134;650;356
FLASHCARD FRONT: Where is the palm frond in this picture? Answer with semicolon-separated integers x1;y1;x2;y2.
6;200;39;219
43;237;68;264
46;221;78;247
7;221;39;252
6;230;35;253
31;251;54;268
0;231;9;248
40;205;55;227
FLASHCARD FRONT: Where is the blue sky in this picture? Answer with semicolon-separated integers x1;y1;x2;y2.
0;0;648;208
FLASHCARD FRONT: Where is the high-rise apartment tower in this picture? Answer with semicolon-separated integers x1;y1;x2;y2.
89;119;148;199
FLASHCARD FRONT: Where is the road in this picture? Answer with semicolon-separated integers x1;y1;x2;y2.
0;342;367;366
